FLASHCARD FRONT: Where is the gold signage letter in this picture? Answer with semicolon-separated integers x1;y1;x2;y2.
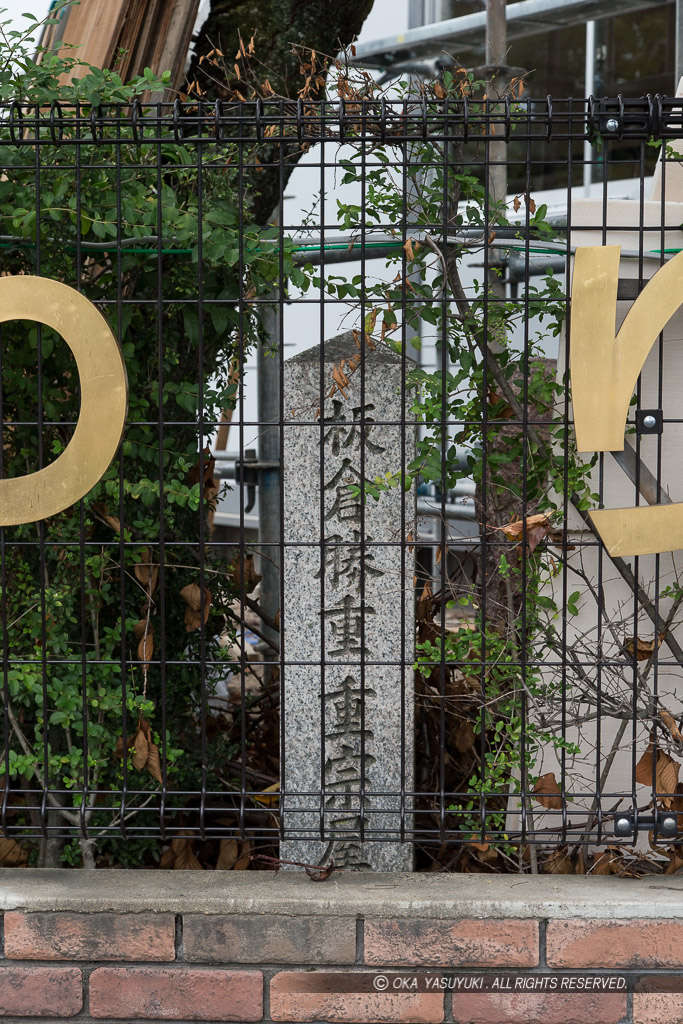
571;245;683;556
0;276;127;526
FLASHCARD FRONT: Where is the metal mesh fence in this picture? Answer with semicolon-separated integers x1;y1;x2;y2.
0;97;681;867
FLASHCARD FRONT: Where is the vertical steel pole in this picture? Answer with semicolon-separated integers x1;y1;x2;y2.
584;19;596;196
485;0;507;208
257;296;281;659
486;0;507;309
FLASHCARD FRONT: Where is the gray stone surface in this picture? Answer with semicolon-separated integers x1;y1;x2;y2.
280;332;415;871
1;870;681;919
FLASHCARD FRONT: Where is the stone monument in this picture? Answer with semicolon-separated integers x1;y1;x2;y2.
280;331;415;871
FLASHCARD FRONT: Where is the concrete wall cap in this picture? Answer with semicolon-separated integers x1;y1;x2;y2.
0;870;681;919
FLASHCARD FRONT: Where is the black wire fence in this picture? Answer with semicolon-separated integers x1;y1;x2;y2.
0;97;682;869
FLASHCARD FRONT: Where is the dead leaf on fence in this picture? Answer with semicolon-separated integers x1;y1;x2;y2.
591;847;622;875
232;553;262;595
132;619;148;640
464;836;500;866
494;513;551;555
660;709;683;743
623;634;664;661
160;832;202;870
0;836;28;867
134;548;158;594
330;362;350;399
234;839;253;869
403;238;419;262
487;389;515;420
186;448;218;503
635;742;681;806
542;846;574;874
131;729;149;771
664;847;683;874
124;716;163;784
91;502;121;533
137;628;154;666
180;583;212;631
216;838;239;870
533;771;563;809
145;742;163;785
253;781;280;806
454;719;475;753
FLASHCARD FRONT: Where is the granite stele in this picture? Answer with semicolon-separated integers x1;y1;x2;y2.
281;330;415;871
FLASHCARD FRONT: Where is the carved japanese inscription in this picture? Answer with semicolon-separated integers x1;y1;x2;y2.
281;331;414;870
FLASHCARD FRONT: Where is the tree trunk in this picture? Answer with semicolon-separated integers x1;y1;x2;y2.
188;0;374;223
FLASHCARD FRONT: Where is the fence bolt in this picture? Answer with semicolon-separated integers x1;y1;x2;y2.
636;408;663;434
605;117;620;131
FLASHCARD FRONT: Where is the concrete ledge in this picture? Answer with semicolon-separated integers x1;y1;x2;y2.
1;869;682;918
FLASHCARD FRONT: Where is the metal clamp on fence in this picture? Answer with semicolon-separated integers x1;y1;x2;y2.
214;449;280;513
614;811;678;840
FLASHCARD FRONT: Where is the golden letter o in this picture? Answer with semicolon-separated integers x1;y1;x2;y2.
0;276;127;526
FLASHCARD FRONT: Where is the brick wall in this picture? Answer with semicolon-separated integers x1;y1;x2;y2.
1;871;683;1023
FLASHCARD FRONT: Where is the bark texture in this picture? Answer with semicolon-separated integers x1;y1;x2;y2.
188;0;374;223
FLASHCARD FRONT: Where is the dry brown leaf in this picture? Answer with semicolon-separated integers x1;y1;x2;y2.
234;839;253;869
592;847;621;875
624;634;664;661
161;834;202;870
488;389;515;420
495;513;551;555
542;846;574;874
665;848;683;874
180;583;205;612
131;729;148;771
137;630;154;665
454;719;475;753
512;195;521;212
527;196;537;214
134;548;159;594
253;782;280;807
232;554;262;596
180;583;212;632
660;709;683;743
403;238;415;261
186;448;218;503
635;742;681;806
217;838;239;870
0;836;28;867
533;771;562;810
91;502;121;533
145;742;163;785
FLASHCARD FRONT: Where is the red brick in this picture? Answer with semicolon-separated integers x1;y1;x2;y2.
364;919;538;967
270;971;443;1023
88;967;262;1020
452;992;626;1023
0;966;82;1017
547;919;683;968
183;914;355;964
4;912;175;961
633;993;683;1022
